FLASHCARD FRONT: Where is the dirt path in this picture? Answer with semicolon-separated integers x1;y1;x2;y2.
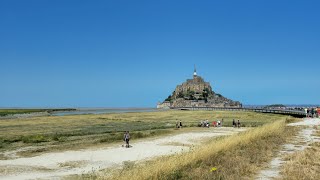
256;118;320;180
0;127;247;180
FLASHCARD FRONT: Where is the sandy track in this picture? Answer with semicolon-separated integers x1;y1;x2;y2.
256;118;320;180
0;127;247;180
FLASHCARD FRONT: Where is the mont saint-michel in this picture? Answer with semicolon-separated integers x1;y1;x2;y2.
157;68;242;108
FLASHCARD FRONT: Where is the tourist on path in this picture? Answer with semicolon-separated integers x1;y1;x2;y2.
179;121;183;128
237;120;241;128
124;131;130;148
305;108;308;117
232;119;236;128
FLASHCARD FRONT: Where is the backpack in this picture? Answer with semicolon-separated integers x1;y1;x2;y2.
125;133;130;140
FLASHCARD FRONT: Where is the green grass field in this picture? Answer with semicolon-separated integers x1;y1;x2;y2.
0;109;47;116
0;110;291;158
0;108;75;116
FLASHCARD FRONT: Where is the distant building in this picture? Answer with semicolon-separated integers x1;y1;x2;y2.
157;67;242;109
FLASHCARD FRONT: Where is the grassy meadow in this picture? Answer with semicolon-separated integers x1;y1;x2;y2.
0;108;75;116
0;110;291;158
0;109;48;116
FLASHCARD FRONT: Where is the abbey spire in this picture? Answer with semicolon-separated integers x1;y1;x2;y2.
193;65;197;78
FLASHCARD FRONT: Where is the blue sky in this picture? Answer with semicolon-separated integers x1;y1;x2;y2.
1;0;319;107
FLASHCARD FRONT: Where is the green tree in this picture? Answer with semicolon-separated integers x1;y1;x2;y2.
186;90;195;100
165;95;172;102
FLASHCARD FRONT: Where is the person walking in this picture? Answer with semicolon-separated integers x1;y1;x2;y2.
123;131;126;146
232;119;236;128
179;121;183;128
305;108;308;118
237;120;241;128
124;131;130;148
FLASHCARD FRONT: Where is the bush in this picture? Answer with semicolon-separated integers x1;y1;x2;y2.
22;135;49;143
100;133;123;143
52;134;66;142
165;95;172;102
132;132;145;138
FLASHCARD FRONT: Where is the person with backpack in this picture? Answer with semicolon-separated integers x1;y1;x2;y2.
124;131;130;148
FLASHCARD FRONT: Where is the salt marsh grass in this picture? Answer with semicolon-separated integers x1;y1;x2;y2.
0;110;289;158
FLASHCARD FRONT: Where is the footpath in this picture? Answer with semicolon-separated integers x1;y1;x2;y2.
256;118;320;179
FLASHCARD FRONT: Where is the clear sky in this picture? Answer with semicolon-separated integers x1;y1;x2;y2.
1;0;319;107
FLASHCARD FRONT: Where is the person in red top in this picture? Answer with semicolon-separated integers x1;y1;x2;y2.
212;121;217;127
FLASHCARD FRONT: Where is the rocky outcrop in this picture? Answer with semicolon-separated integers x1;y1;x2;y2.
158;70;242;108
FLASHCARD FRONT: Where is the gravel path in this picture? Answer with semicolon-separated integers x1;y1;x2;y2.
0;127;247;180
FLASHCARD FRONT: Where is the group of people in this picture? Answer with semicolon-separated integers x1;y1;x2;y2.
305;108;320;118
199;120;210;127
199;119;225;127
213;119;224;127
232;119;241;128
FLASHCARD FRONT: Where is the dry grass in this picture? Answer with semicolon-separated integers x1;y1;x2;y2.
279;130;320;180
103;119;297;180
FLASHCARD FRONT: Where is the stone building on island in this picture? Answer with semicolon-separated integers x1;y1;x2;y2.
157;67;242;109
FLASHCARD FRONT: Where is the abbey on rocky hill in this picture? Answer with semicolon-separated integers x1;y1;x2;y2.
157;67;242;109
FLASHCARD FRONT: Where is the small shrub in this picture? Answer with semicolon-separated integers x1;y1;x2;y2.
132;132;144;138
22;135;49;143
123;161;135;170
166;169;183;180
